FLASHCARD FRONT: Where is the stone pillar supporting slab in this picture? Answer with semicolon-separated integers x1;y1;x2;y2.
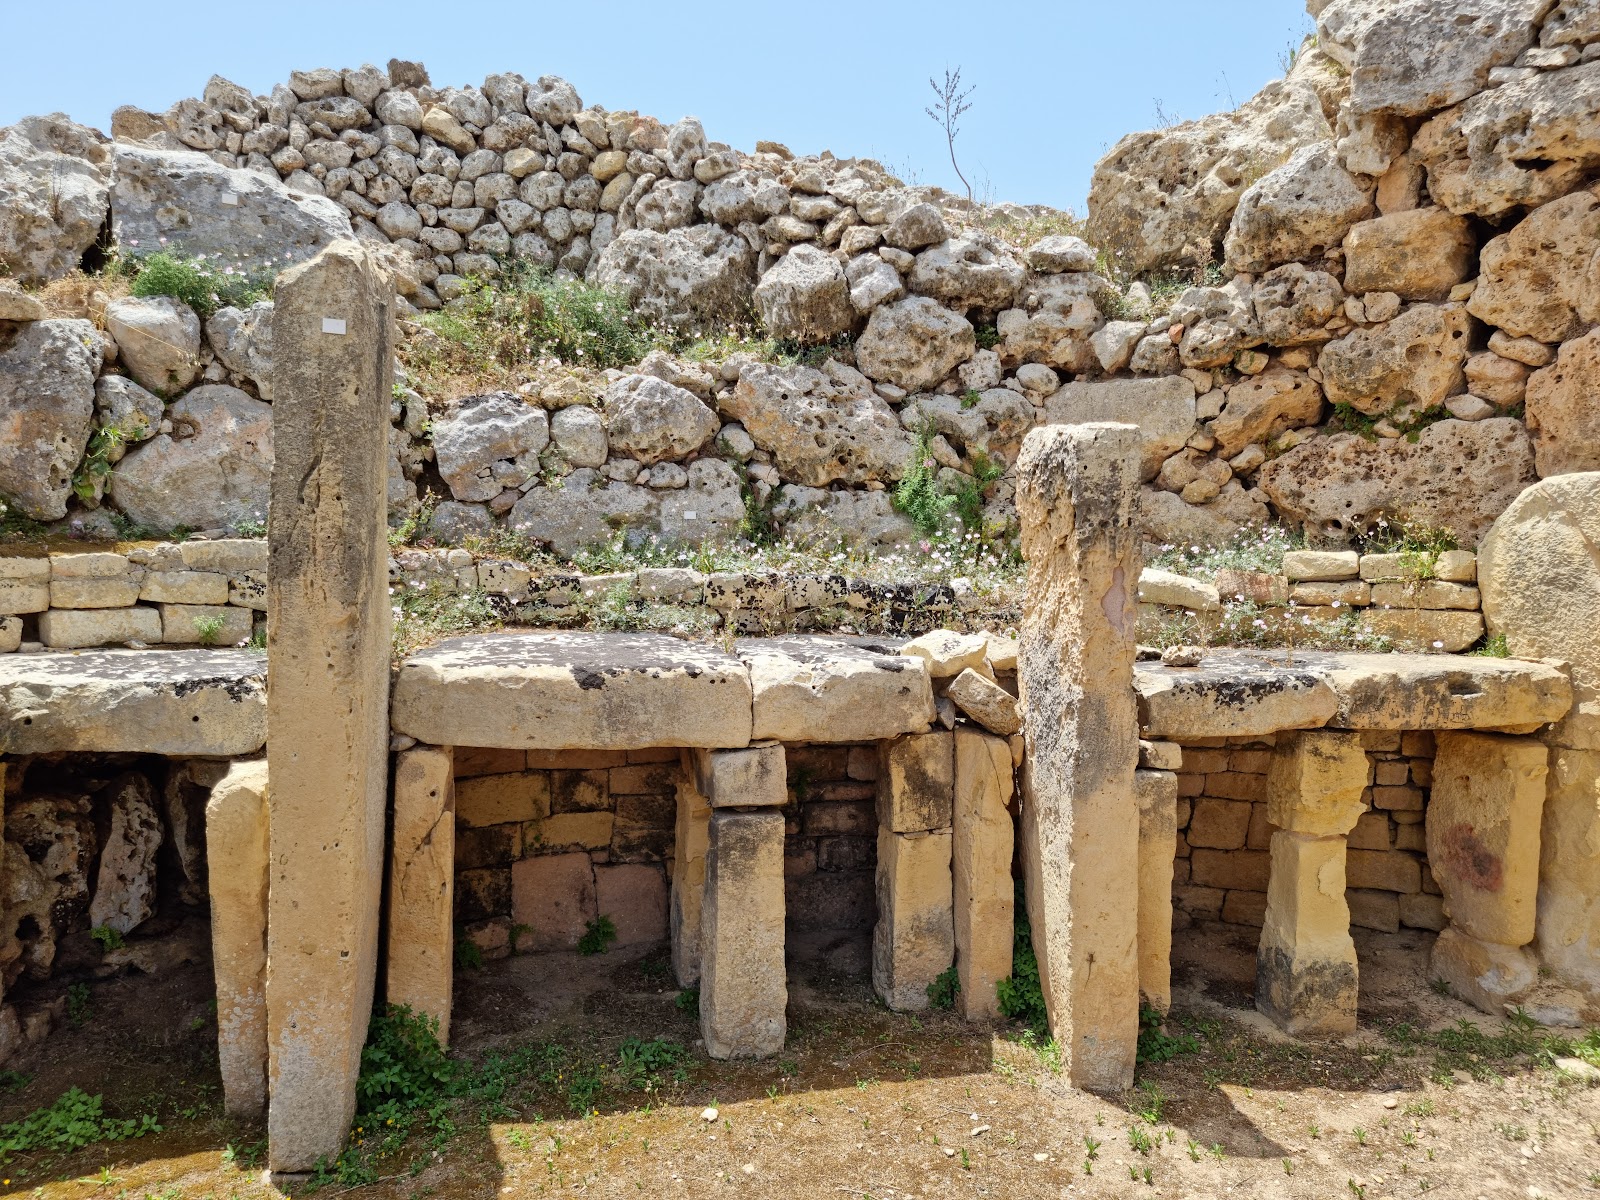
700;808;787;1059
264;240;395;1174
1256;730;1368;1037
1427;732;1547;1013
692;742;787;809
953;729;1014;1021
1134;769;1177;1015
1014;422;1142;1093
386;746;455;1043
1538;747;1600;990
670;755;712;988
874;731;955;1012
206;760;270;1119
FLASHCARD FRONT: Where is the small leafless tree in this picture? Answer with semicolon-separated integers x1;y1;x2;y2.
926;67;975;204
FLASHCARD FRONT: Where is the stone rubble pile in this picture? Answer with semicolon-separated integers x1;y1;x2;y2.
1;0;1595;555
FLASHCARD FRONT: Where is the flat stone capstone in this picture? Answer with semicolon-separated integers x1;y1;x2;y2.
0;648;266;755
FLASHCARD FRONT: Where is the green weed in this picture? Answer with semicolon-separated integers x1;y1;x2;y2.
577;915;618;956
927;966;960;1011
0;1088;161;1163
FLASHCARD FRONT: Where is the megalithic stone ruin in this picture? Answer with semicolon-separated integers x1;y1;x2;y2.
264;240;395;1175
1014;422;1142;1094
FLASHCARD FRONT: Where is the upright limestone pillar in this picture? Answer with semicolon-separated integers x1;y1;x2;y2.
670;754;712;987
1134;768;1178;1014
1256;731;1368;1037
387;746;456;1042
1427;732;1547;1012
265;240;395;1174
207;761;271;1119
874;732;955;1011
1014;422;1141;1093
953;728;1014;1021
694;743;788;1058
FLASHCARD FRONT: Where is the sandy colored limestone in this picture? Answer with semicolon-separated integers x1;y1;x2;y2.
670;763;712;987
1266;731;1369;836
953;730;1015;1021
692;742;786;808
1257;831;1360;1037
1134;769;1178;1013
876;731;954;833
873;828;955;1012
205;761;270;1120
264;241;395;1174
1015;422;1142;1094
387;747;455;1044
700;809;787;1058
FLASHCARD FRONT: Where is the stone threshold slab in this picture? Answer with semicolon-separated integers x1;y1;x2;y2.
1136;649;1571;739
0;648;267;755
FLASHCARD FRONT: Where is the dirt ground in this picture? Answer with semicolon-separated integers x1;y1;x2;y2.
1;924;1597;1200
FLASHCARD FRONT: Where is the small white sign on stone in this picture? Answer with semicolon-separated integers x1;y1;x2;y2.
221;192;239;207
684;510;697;520
321;317;347;335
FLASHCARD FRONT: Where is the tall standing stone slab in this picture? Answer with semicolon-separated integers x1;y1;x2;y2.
700;809;787;1059
1256;730;1368;1037
387;746;455;1044
264;240;394;1174
1134;769;1177;1014
206;760;270;1120
1014;422;1142;1093
1479;473;1600;990
953;729;1015;1021
670;760;711;988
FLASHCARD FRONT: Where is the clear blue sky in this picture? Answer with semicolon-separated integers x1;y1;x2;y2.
2;0;1311;213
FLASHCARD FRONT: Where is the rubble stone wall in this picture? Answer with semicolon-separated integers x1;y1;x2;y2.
5;0;1599;558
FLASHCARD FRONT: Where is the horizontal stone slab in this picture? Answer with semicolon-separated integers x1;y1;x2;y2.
1135;649;1573;738
1316;653;1572;731
390;632;753;750
1135;651;1339;740
739;636;936;743
0;649;266;755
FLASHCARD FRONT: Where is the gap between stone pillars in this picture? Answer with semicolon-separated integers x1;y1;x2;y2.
387;745;456;1043
1427;732;1548;1013
264;240;395;1176
692;743;788;1059
1014;422;1142;1094
1256;730;1368;1038
874;731;955;1011
207;760;270;1119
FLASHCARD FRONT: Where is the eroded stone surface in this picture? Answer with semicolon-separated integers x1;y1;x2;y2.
393;632;753;749
1135;769;1178;1013
740;636;934;744
953;729;1015;1021
1256;830;1359;1037
0;649;265;755
1317;651;1572;731
1136;652;1338;739
387;747;455;1044
701;809;786;1058
206;760;269;1119
873;828;955;1011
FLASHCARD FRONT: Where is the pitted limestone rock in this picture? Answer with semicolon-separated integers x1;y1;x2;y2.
739;636;936;744
0;114;111;285
0;317;98;521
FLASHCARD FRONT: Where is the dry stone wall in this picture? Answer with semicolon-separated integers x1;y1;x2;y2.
4;0;1599;556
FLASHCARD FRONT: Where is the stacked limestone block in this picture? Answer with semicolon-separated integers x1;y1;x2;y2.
1283;549;1483;653
451;746;677;958
1174;732;1443;933
0;543;265;652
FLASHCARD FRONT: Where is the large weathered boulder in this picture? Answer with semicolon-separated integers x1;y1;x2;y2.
1412;62;1600;218
1479;471;1600;748
111;144;352;269
655;458;745;543
588;225;756;332
430;392;550;502
1341;208;1475;300
1467;189;1600;343
0;318;98;520
722;362;914;486
1258;418;1536;545
105;295;202;395
109;385;272;529
1318;0;1544;118
1252;263;1344;344
508;472;656;556
854;296;976;392
1206;368;1324;457
1137;481;1271;546
752;244;853;342
0;114;110;285
206;302;275;399
1525;328;1600;477
1223;142;1374;273
1043;376;1197;480
1086;77;1332;273
1317;302;1471;416
603;374;719;465
907;233;1026;312
772;487;918;550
